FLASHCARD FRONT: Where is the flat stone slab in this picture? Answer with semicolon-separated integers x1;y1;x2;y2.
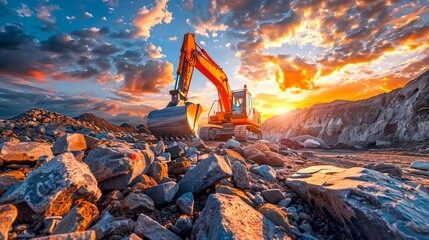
0;142;53;163
286;165;429;240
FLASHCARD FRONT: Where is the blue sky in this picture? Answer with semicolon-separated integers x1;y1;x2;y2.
0;0;428;125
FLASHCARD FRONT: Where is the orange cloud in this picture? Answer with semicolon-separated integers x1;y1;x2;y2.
134;0;172;40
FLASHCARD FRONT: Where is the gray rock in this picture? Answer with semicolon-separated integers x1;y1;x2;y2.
134;214;181;240
145;181;179;207
278;198;292;208
32;230;96;240
232;161;249;189
160;152;171;161
178;154;232;194
363;163;402;177
0;152;101;216
410;161;429;171
287;165;429;240
89;211;115;239
84;145;154;190
52;133;87;155
95;132;116;140
0;142;54;163
261;189;286;204
165;145;185;159
147;161;169;183
176;192;194;216
192;193;289;239
189;138;206;149
258;203;295;237
0;204;17;240
175;215;192;236
53;201;99;234
154;141;165;156
250;165;276;182
121;193;155;211
45;124;66;137
302;139;320;148
224;138;241;149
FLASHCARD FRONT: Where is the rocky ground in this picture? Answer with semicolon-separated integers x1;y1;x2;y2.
0;109;428;240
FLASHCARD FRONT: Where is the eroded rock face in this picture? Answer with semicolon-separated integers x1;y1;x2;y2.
1;152;101;216
0;142;54;163
286;165;429;240
84;145;154;190
192;193;290;240
178;154;232;194
263;70;429;145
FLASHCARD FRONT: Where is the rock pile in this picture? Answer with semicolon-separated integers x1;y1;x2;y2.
0;109;152;146
0;109;428;239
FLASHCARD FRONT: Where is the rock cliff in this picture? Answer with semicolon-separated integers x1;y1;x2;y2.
262;70;429;145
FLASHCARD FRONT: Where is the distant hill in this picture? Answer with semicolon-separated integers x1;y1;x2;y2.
262;70;429;146
120;123;138;133
75;113;125;133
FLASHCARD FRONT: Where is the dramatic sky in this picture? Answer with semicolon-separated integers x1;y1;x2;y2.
0;0;428;125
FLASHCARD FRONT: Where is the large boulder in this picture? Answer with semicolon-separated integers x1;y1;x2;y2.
286;165;429;240
178;154;232;194
84;145;154;190
135;214;181;240
144;181;179;207
0;142;53;163
52;133;87;155
0;204;17;240
0;153;101;216
192;193;290;239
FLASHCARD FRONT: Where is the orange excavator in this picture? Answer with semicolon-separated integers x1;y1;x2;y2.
147;33;261;141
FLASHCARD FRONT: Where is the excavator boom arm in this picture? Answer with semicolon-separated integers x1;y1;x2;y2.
174;33;232;113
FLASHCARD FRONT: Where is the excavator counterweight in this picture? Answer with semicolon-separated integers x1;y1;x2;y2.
147;33;261;141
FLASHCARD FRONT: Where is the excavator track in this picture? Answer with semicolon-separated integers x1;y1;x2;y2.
234;125;261;142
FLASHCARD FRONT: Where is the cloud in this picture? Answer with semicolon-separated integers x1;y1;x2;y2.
96;72;123;85
92;42;122;56
185;0;228;37
168;36;177;41
35;4;60;32
71;27;110;39
102;0;119;7
182;0;194;10
134;0;172;40
16;3;33;17
117;59;174;94
144;43;165;59
110;29;137;39
41;33;88;54
52;66;100;81
83;11;94;19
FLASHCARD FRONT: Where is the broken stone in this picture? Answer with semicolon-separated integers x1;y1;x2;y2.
32;230;96;240
0;142;54;164
261;189;286;204
168;157;192;175
176;192;194;216
303;139;320;148
224;138;241;149
154;140;165;156
192;193;289;239
121;193;155;212
363;163;402;177
147;161;169;183
145;181;179;207
165;145;185;159
216;185;254;206
250;165;276;182
287;165;429;240
134;213;181;240
84;145;154;190
175;215;192;237
0;170;25;195
263;151;286;167
0;152;101;216
52;133;87;155
259;203;295;237
232;161;249;189
410;161;429;171
53;201;99;234
178;154;232;194
0;204;18;240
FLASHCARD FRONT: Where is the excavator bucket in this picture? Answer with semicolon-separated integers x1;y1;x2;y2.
147;103;203;139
